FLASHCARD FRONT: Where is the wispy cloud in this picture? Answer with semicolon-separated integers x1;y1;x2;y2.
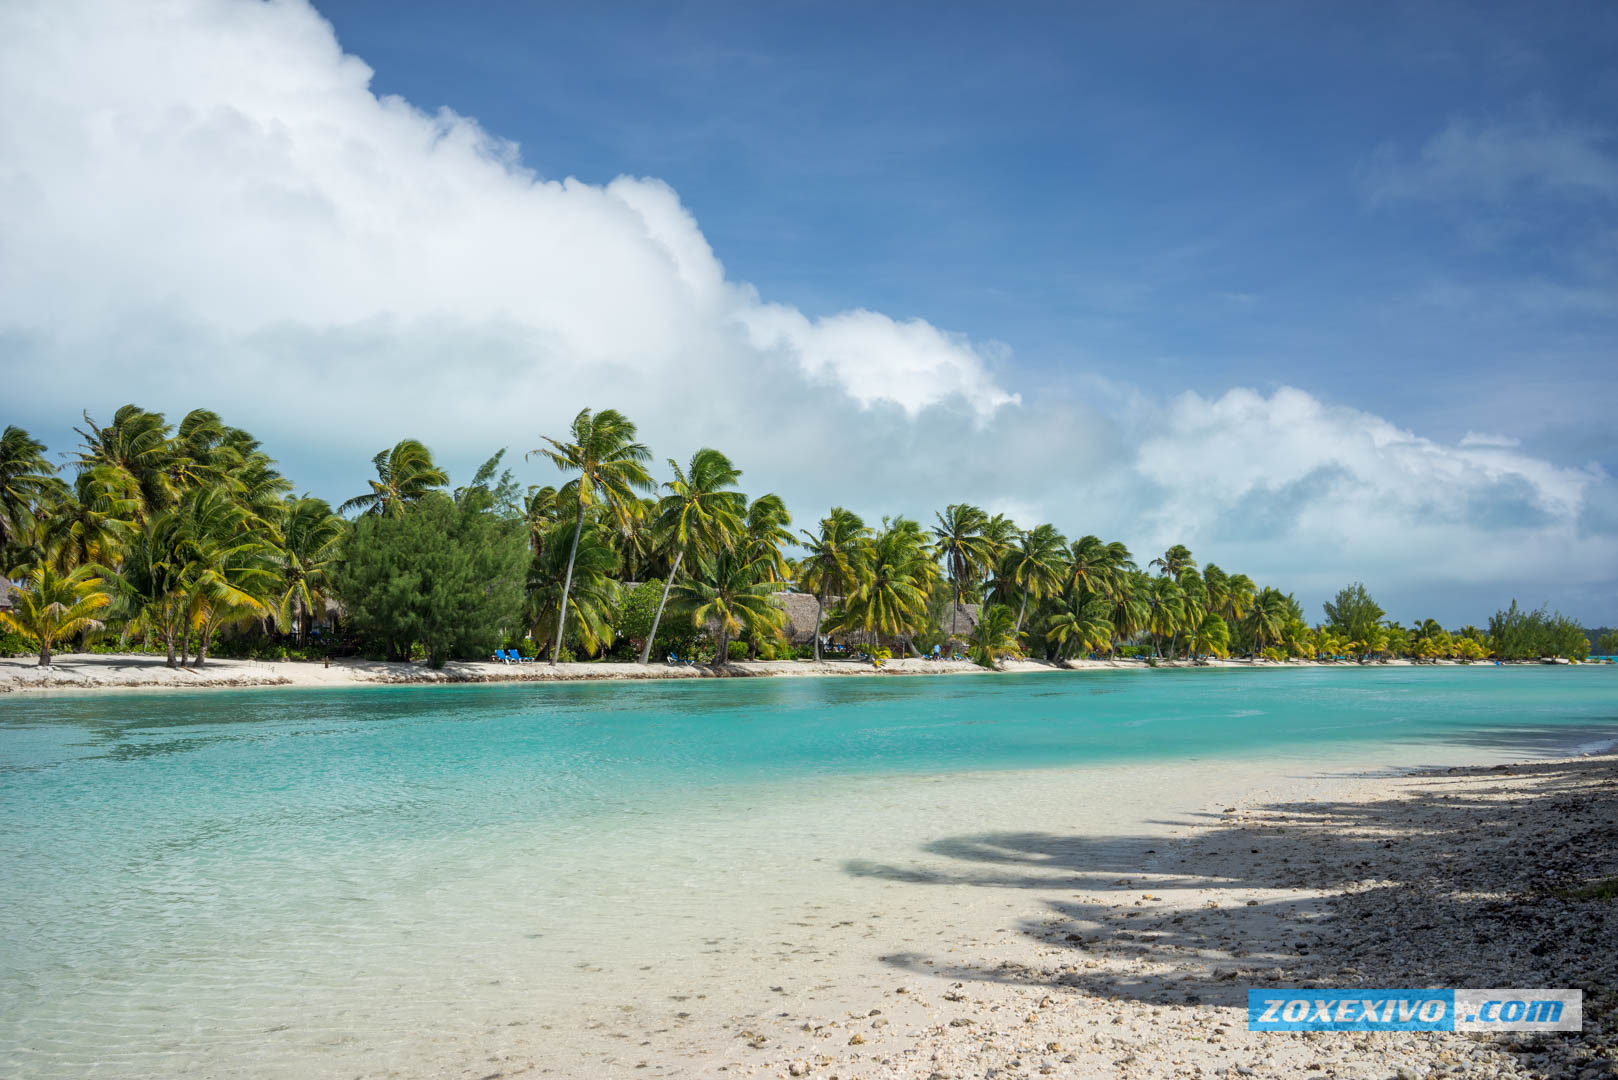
1367;115;1618;205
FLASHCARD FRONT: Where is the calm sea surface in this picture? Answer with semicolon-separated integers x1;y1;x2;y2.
2;666;1614;1076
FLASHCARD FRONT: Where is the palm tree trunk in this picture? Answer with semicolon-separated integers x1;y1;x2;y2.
1016;589;1029;632
812;589;826;662
639;551;683;665
714;627;729;667
38;641;50;667
164;623;176;668
951;580;959;636
551;517;584;665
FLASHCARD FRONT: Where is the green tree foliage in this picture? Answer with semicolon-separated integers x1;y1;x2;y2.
970;603;1023;668
797;507;872;661
530;407;654;664
336;490;526;667
931;503;992;637
339;438;449;518
1488;601;1591;661
1323;582;1386;647
0;564;110;666
640;448;745;664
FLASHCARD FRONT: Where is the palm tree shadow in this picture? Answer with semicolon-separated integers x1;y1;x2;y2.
843;757;1618;1013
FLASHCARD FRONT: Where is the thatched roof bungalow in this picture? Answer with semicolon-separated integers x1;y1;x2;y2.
771;591;822;646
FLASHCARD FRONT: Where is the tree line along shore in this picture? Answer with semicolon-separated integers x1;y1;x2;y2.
1;405;1609;671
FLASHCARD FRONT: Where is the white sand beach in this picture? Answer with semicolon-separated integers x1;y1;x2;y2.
0;651;1531;695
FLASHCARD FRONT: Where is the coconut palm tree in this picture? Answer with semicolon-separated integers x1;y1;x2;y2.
523;485;564;557
1149;544;1196;579
1143;575;1184;658
174;486;278;665
671;549;784;665
1221;573;1257;624
1068;535;1133;603
1004;523;1066;631
72;405;178;522
1187;612;1231;661
1;564;111;666
529;408;654;664
526;521;622;658
797;508;872;662
1245;587;1290;658
931;503;992;638
339;438;449;518
277;496;345;645
831;517;935;653
1045;595;1113;660
639;448;745;664
741;493;794;583
969;603;1023;668
0;426;66;564
1106;574;1149;658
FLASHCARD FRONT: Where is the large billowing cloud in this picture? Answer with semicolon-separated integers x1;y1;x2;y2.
1;0;1612;621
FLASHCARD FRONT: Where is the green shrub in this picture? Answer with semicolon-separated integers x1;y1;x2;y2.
727;640;748;661
0;630;34;657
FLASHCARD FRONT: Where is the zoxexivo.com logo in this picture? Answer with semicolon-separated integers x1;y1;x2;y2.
1248;989;1582;1032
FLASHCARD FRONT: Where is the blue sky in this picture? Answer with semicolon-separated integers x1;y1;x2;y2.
1;0;1615;623
317;0;1618;469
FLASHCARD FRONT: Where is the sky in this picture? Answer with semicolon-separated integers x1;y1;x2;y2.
1;0;1615;625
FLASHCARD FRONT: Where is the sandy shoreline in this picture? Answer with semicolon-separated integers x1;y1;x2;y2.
0;650;1572;695
635;752;1618;1080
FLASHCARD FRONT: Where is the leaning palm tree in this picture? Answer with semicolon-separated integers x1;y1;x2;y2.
797;507;872;661
339;438;449;518
0;564;110;666
670;549;784;665
931;503;992;638
1245;587;1290;658
1004;523;1066;631
1221;573;1257;624
639;448;745;664
526;521;622;658
529;408;653;664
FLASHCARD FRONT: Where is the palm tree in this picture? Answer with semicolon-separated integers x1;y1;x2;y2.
1245;588;1290;658
174;486;278;665
277;496;345;645
529;408;653;664
1067;535;1133;603
523;485;564;557
1143;575;1184;658
1187;613;1231;661
671;549;783;664
931;503;991;638
741;493;794;583
1149;543;1196;579
640;448;745;664
0;564;110;666
0;426;66;564
969;603;1023;668
72;405;177;522
1045;595;1113;660
829;517;934;654
339;438;449;517
797;507;872;661
526;521;622;658
1004;523;1066;631
1221;573;1256;624
1105;574;1149;658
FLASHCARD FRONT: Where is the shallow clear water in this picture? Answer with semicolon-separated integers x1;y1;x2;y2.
1;666;1614;1077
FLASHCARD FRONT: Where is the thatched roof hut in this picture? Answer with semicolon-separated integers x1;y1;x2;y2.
0;579;15;612
942;602;982;641
771;591;822;645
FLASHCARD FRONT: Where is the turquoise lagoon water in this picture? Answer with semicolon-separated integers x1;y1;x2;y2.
2;666;1615;1076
